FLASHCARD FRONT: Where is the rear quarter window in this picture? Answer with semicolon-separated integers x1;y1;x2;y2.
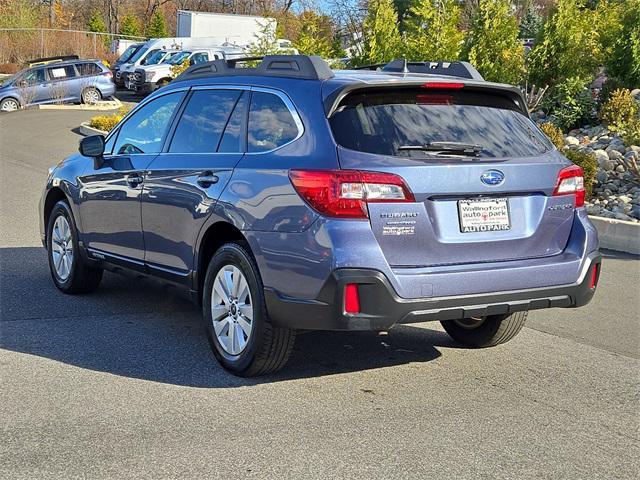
247;92;299;153
329;88;551;159
77;63;102;76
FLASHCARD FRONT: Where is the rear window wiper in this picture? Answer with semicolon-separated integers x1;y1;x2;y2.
397;142;483;157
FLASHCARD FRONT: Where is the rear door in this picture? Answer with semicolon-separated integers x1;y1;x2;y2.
45;64;79;103
329;86;574;268
141;87;247;279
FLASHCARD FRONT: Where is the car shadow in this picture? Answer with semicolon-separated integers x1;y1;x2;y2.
1;247;451;388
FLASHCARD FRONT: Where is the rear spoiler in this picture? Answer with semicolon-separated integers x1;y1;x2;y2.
323;80;529;118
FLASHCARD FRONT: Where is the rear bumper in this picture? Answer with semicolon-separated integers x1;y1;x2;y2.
265;251;601;331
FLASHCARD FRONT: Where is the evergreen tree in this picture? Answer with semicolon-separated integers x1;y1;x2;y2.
119;14;142;38
465;0;525;84
147;10;168;38
403;0;463;61
603;0;640;87
519;2;543;39
87;10;106;33
527;0;601;86
359;0;403;65
295;21;334;58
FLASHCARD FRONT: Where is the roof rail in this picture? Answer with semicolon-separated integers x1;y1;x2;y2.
355;59;484;81
174;55;335;82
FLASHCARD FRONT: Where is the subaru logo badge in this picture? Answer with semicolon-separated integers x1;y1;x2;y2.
480;170;505;186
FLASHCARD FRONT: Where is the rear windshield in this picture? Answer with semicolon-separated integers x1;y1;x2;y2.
329;89;551;158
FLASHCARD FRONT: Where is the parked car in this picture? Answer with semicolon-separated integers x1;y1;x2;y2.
39;56;601;377
127;49;226;94
119;48;182;90
0;59;115;112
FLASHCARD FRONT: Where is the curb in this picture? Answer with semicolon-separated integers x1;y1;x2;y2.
38;97;122;111
79;122;108;137
589;216;640;255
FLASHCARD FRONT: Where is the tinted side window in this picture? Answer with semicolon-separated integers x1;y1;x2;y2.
247;92;299;153
219;91;248;153
169;89;241;154
77;63;101;76
47;65;76;80
113;92;184;155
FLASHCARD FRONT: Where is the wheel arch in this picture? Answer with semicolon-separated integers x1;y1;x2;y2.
43;187;70;240
194;221;249;303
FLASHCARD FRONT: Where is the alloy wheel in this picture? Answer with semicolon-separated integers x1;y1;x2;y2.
51;215;74;280
1;99;19;112
83;88;100;104
211;265;253;355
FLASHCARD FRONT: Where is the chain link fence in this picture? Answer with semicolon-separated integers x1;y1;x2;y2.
0;28;146;68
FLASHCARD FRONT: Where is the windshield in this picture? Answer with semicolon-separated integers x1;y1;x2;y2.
117;45;140;63
167;52;191;65
329;89;551;158
162;52;181;63
128;45;151;64
143;50;168;65
0;74;16;86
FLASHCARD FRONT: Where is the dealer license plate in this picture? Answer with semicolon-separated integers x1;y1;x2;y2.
458;198;511;233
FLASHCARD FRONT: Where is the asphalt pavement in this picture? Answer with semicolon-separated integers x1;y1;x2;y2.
1;109;639;479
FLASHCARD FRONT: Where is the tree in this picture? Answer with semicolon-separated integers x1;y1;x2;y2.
519;2;543;39
527;0;601;86
87;11;107;33
403;0;464;61
359;0;403;65
465;0;525;84
119;13;142;38
294;12;334;58
146;10;168;38
603;0;640;87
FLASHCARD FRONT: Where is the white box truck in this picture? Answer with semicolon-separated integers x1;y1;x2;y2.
176;10;276;46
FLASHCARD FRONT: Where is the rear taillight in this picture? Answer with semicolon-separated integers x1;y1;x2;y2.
289;169;415;219
553;165;585;207
103;70;113;79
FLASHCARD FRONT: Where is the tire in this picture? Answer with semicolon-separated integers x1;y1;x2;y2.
0;97;20;112
440;311;528;348
202;242;296;377
47;200;103;294
81;87;101;104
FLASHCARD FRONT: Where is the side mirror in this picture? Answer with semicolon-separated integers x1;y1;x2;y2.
79;135;105;167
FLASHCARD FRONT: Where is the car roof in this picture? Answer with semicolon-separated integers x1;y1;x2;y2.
30;59;103;70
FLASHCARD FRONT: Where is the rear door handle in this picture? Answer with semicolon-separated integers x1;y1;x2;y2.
197;172;219;188
126;173;144;187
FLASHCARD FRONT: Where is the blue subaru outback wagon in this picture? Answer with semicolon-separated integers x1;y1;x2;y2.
39;56;601;376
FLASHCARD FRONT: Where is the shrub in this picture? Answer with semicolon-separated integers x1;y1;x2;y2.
544;77;595;130
622;119;640;146
88;107;129;132
597;77;626;106
0;63;19;74
599;88;639;131
539;122;564;150
564;149;598;199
